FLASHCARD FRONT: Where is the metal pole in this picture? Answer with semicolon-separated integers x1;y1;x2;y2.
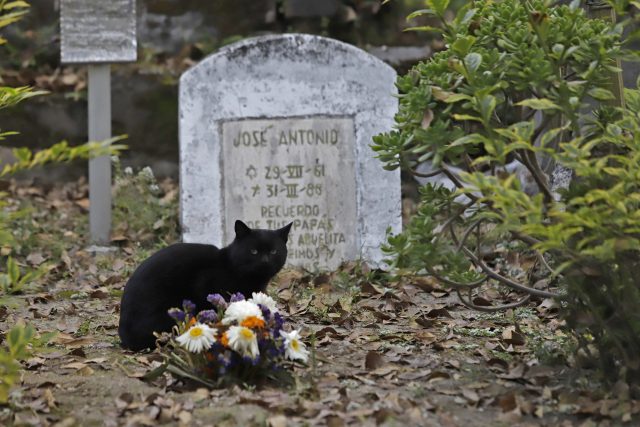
88;64;112;244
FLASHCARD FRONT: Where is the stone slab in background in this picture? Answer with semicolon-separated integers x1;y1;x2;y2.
60;0;137;64
179;34;400;270
284;0;339;18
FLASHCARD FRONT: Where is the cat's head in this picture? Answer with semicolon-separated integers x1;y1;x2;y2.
228;220;292;278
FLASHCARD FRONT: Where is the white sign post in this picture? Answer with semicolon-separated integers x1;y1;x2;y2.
60;0;137;244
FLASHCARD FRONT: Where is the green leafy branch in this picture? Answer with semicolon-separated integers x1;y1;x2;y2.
0;0;29;45
0;324;34;403
1;137;127;177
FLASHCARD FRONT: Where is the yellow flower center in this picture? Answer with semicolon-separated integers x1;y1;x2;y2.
291;339;300;351
189;327;203;338
239;328;254;340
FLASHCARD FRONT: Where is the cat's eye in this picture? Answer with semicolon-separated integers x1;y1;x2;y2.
250;249;258;255
270;249;277;255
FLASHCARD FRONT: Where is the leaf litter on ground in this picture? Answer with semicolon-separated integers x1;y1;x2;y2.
0;178;638;426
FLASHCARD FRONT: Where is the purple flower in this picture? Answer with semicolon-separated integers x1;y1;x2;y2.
197;309;218;324
182;299;196;314
278;340;287;355
258;304;272;322
257;335;270;350
218;365;227;376
227;352;242;368
273;312;284;333
230;292;245;302
267;346;280;358
207;293;228;309
242;355;260;366
167;308;186;322
210;342;224;353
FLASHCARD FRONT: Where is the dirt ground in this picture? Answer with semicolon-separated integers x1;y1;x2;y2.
0;178;638;426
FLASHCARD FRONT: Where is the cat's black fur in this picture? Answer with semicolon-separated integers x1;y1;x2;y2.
118;220;292;351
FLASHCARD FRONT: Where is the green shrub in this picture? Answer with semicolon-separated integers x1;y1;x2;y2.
0;324;34;404
374;0;640;382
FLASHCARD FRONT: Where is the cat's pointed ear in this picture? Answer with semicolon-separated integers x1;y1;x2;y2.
234;220;252;239
278;222;293;242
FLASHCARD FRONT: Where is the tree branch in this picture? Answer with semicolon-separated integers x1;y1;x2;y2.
456;288;532;313
461;246;558;298
516;149;554;203
408;166;444;178
425;265;488;289
456;218;483;252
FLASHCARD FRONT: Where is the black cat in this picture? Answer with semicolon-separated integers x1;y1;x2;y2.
118;220;292;351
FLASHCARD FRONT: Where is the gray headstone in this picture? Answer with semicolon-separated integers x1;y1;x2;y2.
179;34;400;270
60;0;137;64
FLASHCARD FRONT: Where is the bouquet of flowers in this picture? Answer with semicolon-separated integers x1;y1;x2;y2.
159;291;309;387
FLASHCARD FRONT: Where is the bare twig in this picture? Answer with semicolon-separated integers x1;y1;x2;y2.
524;149;554;201
535;250;559;276
463;153;478;173
461;246;558;298
476;220;481;257
425;265;488;289
510;230;542;246
517;149;554;203
408;165;480;203
531;112;553;143
440;200;476;235
441;167;475;199
456;288;532;312
456;218;484;252
408;166;444;179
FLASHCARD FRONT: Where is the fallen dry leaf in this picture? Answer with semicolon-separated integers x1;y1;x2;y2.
267;414;288;427
27;252;46;266
54;334;95;348
62;362;88;370
427;307;453;319
462;387;480;404
496;392;518;412
502;326;526;346
364;350;386;370
498;363;526;380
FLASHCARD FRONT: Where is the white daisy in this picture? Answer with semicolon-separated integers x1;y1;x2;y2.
226;326;259;359
221;300;264;325
175;323;217;353
280;329;309;363
249;292;279;314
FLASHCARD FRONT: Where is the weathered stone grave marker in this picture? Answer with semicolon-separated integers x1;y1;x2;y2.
60;0;137;244
180;34;400;270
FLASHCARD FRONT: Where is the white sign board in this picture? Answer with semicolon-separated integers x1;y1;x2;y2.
60;0;137;64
